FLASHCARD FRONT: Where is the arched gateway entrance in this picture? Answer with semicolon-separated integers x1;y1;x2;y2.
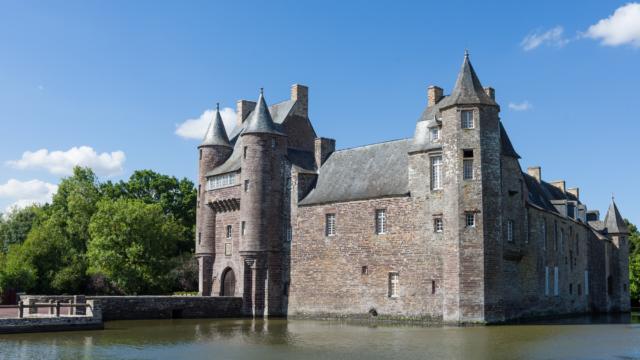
220;268;236;296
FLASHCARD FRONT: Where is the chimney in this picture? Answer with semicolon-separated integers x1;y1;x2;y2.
484;87;495;101
527;166;541;182
567;187;580;200
236;100;257;127
291;84;308;117
427;86;444;107
550;180;566;193
314;137;336;169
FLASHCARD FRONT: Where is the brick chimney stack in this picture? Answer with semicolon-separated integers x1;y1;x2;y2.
484;87;495;101
427;86;444;107
527;166;541;182
291;84;309;117
236;100;257;128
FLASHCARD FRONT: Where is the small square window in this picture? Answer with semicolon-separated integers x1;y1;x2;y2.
224;242;232;256
226;225;232;239
326;214;336;236
463;149;474;158
461;110;474;129
361;266;368;275
434;218;443;233
430;127;440;141
465;212;475;228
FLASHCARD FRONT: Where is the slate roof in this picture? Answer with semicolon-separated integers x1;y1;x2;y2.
200;105;231;148
228;100;294;141
603;200;628;234
436;53;498;109
500;123;520;159
299;139;411;205
243;91;285;136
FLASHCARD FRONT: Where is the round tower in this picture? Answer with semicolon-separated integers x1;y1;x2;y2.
196;104;233;296
238;89;287;317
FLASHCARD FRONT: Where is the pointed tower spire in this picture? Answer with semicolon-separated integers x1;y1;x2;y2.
445;51;497;107
242;89;284;136
201;103;231;147
604;198;629;234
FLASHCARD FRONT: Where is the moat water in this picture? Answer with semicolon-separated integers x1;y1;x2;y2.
0;313;639;360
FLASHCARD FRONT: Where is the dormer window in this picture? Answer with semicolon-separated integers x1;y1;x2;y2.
430;127;440;141
461;110;474;129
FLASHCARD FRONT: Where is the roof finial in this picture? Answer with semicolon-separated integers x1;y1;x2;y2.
216;102;219;111
464;49;469;58
260;87;264;95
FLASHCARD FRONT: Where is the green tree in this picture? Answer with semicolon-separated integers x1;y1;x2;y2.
0;245;37;294
87;198;181;294
626;219;640;303
17;167;100;294
0;205;40;252
101;170;196;253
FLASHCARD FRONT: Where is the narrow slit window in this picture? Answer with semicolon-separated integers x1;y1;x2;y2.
388;272;399;298
507;220;514;242
375;209;387;235
226;225;232;239
434;217;443;233
224;242;232;256
326;213;336;236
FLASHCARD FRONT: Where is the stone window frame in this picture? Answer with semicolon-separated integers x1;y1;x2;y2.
226;225;232;239
430;154;443;191
325;213;336;237
465;212;475;228
461;109;475;129
429;127;440;142
507;220;514;242
434;217;444;233
224;242;232;256
375;209;387;235
388;272;399;298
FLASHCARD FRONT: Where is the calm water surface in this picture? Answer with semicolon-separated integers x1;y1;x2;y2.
0;313;639;360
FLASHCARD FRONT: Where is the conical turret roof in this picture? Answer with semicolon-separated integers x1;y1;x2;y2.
200;104;231;147
242;89;284;136
440;51;497;108
604;198;629;234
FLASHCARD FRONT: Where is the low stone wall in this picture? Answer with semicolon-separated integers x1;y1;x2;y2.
0;300;103;334
20;295;243;321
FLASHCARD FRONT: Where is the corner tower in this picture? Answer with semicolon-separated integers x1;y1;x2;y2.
604;198;630;311
196;104;233;296
238;89;288;317
438;52;504;323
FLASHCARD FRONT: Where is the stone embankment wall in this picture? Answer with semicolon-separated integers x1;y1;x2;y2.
20;295;243;321
0;300;102;334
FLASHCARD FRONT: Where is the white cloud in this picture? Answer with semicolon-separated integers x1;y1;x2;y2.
508;101;533;111
175;107;236;140
6;146;126;177
520;26;570;51
0;179;58;213
585;3;640;47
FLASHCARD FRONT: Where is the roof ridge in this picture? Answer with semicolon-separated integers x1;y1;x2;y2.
333;138;411;153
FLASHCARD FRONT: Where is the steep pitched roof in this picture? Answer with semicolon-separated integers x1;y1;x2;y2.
604;199;628;234
299;139;411;205
242;90;285;136
437;52;497;109
227;100;294;141
500;122;520;159
200;105;231;147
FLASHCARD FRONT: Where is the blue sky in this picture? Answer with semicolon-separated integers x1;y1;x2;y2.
0;0;639;224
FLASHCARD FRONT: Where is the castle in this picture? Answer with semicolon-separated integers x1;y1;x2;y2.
195;53;630;323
